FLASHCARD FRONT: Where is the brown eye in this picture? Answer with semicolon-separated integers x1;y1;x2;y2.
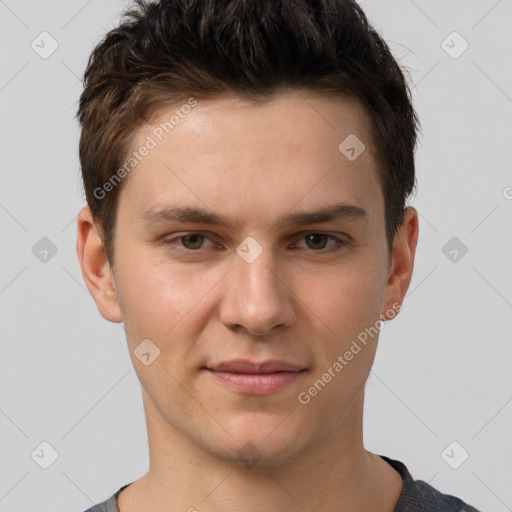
293;233;346;252
304;233;329;250
180;234;206;249
164;232;218;254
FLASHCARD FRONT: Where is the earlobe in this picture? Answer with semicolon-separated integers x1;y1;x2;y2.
381;206;419;321
76;206;123;323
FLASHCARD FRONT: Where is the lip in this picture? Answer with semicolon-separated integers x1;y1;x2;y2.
205;359;307;395
208;359;305;373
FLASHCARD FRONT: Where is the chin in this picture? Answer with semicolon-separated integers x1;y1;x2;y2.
215;414;311;469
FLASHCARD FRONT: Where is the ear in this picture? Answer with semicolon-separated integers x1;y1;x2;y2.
76;206;122;323
381;206;419;320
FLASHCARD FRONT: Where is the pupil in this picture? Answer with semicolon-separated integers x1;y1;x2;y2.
307;234;326;249
184;234;203;249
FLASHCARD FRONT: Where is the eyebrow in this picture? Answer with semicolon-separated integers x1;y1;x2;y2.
140;202;369;229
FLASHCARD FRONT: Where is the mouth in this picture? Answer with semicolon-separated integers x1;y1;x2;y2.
204;359;307;395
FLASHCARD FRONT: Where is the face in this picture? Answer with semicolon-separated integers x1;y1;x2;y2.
78;90;417;467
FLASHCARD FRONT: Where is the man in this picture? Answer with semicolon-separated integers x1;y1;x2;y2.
76;0;480;510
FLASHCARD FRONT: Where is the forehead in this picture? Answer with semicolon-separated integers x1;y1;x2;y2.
119;91;383;225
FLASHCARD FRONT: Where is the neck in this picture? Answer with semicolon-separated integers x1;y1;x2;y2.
119;391;402;512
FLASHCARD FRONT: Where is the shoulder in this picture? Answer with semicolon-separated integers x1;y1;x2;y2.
379;455;481;512
81;483;130;512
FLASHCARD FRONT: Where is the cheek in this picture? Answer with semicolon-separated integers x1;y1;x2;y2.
295;264;384;420
298;260;386;350
115;251;196;339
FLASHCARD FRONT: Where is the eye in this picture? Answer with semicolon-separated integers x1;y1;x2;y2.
295;233;345;251
176;233;215;250
164;232;347;254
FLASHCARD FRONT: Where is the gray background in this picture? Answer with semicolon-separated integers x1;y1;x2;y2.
1;0;511;510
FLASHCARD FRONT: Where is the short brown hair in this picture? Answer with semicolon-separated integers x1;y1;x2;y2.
78;0;420;266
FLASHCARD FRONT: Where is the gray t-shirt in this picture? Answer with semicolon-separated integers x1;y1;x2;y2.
82;455;481;511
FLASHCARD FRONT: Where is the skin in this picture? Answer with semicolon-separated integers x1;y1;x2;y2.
77;90;418;512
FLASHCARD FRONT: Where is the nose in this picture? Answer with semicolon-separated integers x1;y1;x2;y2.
219;244;297;336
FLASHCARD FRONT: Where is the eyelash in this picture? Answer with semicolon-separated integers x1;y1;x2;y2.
163;232;348;254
